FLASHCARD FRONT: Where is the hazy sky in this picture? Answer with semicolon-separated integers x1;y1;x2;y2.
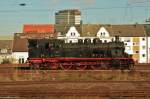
0;0;150;35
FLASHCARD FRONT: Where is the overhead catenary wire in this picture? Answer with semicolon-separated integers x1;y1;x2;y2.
0;5;150;12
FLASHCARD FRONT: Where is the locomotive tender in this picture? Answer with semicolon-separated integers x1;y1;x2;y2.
28;36;134;70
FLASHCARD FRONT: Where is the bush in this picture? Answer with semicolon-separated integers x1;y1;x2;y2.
1;58;16;64
1;58;11;64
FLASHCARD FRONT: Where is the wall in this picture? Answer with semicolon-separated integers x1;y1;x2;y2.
12;52;28;63
139;37;147;63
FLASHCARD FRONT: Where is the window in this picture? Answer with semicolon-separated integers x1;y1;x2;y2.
142;46;146;50
19;58;24;64
101;33;103;36
103;32;105;35
104;40;107;43
142;54;145;57
71;32;75;36
135;51;139;53
142;38;145;41
133;42;139;46
1;49;7;53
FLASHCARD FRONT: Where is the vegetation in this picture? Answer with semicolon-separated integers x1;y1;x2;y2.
1;57;16;64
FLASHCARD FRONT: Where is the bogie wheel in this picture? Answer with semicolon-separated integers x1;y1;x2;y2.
60;63;72;70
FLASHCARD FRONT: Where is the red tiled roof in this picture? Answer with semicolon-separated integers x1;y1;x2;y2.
23;24;54;33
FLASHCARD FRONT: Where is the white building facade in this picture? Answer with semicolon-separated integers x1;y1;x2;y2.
12;52;28;64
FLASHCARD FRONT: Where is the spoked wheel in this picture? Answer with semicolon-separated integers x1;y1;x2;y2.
91;65;102;70
76;62;87;70
91;62;108;70
60;63;72;70
47;63;59;70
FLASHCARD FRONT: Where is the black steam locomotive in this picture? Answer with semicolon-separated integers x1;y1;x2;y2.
27;36;134;70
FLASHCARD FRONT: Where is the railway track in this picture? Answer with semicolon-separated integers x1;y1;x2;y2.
0;63;150;70
0;81;149;97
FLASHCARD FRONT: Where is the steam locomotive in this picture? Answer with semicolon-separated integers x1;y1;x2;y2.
27;36;134;70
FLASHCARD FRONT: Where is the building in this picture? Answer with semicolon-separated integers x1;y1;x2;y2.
0;40;13;63
55;24;82;37
23;24;54;33
55;9;82;36
144;24;150;63
58;24;149;63
55;9;81;25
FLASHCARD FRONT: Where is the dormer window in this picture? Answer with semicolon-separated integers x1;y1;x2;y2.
71;32;76;36
103;32;105;35
104;40;107;43
73;32;75;36
100;32;105;36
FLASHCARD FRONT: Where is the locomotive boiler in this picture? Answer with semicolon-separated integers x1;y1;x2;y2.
27;36;134;70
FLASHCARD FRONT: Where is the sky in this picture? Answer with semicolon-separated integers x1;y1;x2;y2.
0;0;150;35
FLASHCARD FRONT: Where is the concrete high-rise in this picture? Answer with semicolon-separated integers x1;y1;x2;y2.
55;9;82;36
55;9;81;25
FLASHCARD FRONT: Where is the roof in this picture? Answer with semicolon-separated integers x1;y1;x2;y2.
23;24;54;33
81;24;146;37
55;24;82;36
110;24;146;37
81;24;101;37
0;35;13;40
56;9;81;15
12;33;56;52
0;40;12;54
12;33;28;52
0;40;12;49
